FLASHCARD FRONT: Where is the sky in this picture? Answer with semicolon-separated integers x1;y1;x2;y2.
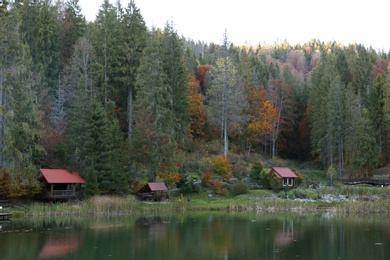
79;0;390;51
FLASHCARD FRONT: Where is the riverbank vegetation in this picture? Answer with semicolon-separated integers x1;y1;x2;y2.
5;183;390;218
1;1;390;203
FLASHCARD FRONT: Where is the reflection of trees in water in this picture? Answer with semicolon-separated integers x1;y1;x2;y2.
39;233;80;259
135;216;170;241
274;219;294;247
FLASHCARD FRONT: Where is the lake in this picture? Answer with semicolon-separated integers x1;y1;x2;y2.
1;212;389;259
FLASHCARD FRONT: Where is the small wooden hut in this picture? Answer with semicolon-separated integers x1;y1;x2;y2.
269;167;298;188
137;182;168;201
40;169;85;200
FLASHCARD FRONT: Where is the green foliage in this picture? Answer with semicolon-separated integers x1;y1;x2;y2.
249;160;264;182
285;188;319;200
84;167;99;198
177;176;200;194
230;181;250;196
269;176;282;192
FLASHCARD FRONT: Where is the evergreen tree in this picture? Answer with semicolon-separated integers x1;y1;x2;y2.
93;0;119;102
60;0;87;64
0;22;45;196
133;29;174;181
18;0;62;95
115;0;147;140
83;167;99;198
161;22;189;144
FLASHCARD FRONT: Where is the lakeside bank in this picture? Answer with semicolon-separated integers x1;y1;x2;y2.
4;185;390;218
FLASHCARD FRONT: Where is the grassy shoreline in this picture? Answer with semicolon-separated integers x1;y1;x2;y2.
5;186;390;218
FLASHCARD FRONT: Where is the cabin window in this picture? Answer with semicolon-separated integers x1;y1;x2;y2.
283;178;293;187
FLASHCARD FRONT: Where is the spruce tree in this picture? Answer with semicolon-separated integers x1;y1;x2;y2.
115;0;147;140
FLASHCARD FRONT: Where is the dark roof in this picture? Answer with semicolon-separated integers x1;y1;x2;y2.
40;169;85;184
271;167;298;178
137;182;168;193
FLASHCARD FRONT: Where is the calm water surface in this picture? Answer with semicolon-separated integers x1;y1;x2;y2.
1;212;390;260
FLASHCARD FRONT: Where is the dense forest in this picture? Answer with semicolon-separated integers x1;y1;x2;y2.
1;0;390;198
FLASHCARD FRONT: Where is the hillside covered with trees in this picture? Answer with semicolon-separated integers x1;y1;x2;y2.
1;0;390;199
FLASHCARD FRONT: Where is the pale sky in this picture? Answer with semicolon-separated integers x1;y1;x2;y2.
79;0;390;51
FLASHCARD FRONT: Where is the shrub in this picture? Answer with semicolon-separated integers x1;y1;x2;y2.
213;155;233;180
269;176;282;192
131;180;143;193
178;176;200;194
289;188;319;200
231;182;250;195
249;160;264;183
212;180;223;194
258;170;272;188
201;172;213;187
232;158;249;178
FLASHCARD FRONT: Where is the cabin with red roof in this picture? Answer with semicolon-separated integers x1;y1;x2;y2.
269;167;298;188
39;169;85;200
136;182;168;201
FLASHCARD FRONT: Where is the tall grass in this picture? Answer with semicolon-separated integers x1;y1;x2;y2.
12;185;390;217
318;185;390;197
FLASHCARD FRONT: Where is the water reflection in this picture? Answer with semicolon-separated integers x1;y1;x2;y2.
1;213;390;260
39;234;80;259
274;218;294;247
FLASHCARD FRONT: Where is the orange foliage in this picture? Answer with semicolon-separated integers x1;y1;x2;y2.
201;172;214;187
158;172;182;188
131;180;143;193
0;172;11;199
213;155;233;180
197;65;211;93
0;171;42;199
212;180;223;194
373;59;388;77
187;74;206;139
246;88;275;151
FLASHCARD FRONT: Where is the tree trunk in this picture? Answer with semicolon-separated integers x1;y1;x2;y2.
0;67;3;167
223;116;228;157
127;87;133;140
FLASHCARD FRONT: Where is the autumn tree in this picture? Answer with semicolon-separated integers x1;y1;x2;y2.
188;74;206;139
246;88;275;154
266;79;295;157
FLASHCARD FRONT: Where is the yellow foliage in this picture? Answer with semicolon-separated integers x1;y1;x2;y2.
213;155;233;180
158;172;182;188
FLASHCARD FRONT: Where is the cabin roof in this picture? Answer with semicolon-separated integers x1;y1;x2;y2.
40;169;85;184
137;182;168;193
271;167;298;178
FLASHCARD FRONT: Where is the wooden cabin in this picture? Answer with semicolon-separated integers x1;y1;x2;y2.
40;169;85;200
137;182;168;201
269;167;298;188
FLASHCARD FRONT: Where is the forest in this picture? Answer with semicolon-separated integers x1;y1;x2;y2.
1;0;390;199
